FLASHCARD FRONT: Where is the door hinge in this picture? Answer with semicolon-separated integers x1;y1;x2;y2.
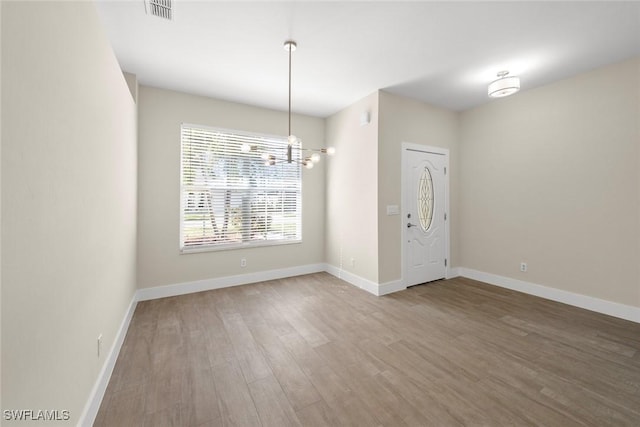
444;259;448;267
444;212;447;221
444;167;447;175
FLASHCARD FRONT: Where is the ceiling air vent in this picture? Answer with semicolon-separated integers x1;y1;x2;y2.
144;0;173;20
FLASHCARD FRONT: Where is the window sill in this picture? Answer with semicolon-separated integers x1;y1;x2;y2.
180;239;302;254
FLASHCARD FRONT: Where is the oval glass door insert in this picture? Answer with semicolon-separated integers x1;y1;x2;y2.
418;167;434;231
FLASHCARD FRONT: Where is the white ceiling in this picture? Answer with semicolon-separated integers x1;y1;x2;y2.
95;1;640;117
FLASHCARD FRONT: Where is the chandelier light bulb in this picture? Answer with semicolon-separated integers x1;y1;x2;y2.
310;153;321;163
326;147;336;156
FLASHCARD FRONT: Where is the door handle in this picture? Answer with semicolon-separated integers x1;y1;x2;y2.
407;223;418;228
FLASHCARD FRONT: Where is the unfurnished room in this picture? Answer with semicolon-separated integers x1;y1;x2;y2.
1;1;639;426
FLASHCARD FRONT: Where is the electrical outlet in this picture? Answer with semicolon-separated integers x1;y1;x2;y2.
240;258;247;268
520;262;527;272
97;334;103;358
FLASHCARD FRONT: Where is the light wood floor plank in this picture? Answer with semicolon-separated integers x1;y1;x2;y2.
220;312;273;384
248;375;302;427
246;320;322;411
294;400;339;427
210;359;262;426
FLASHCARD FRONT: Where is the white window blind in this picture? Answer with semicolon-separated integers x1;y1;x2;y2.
180;124;302;252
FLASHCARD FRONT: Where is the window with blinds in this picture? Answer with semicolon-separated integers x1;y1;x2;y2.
180;124;302;252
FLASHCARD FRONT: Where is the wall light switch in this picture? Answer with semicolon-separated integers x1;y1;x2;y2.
386;205;400;215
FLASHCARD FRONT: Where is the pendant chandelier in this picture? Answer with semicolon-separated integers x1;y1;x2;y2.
242;40;335;169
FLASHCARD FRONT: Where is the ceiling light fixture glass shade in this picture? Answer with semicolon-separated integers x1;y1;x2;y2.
488;71;520;98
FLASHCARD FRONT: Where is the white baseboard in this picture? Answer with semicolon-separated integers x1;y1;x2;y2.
323;264;407;296
447;266;461;279
378;280;406;296
324;264;381;295
78;296;137;427
458;267;640;324
136;263;326;301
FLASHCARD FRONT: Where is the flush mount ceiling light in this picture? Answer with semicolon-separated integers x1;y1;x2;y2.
488;70;520;98
241;40;335;169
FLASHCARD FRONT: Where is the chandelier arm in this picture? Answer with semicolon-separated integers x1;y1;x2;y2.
253;40;333;169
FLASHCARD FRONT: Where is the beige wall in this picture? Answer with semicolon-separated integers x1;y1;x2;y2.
325;92;379;283
137;86;325;288
1;1;138;423
459;58;640;307
378;91;460;284
0;0;3;414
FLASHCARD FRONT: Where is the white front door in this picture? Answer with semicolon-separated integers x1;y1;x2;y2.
403;146;448;287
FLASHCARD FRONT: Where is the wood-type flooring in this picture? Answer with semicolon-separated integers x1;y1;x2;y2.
95;273;640;426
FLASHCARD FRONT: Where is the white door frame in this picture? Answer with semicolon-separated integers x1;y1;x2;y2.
401;142;451;287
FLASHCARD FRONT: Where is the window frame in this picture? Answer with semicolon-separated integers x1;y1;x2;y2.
179;123;303;253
